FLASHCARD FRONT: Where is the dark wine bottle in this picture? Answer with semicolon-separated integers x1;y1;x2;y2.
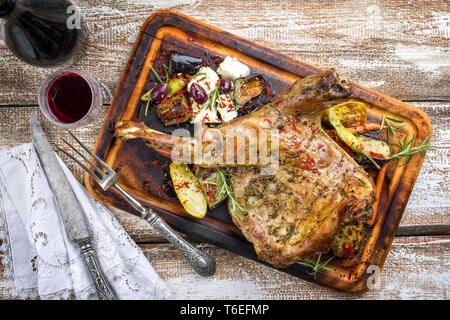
0;0;80;67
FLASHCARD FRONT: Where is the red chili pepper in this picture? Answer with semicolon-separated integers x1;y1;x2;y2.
161;162;169;168
291;119;301;133
265;86;270;96
370;152;385;159
143;161;149;166
151;160;160;166
208;190;215;202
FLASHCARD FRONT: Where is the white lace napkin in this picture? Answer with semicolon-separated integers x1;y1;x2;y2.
0;143;170;300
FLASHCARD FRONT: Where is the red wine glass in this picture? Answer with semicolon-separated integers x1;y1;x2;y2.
38;69;104;128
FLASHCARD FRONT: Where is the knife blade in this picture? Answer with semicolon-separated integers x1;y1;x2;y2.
30;113;90;242
30;112;117;300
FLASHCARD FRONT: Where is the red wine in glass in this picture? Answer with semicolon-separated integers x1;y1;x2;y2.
39;69;103;128
47;72;92;123
0;0;80;67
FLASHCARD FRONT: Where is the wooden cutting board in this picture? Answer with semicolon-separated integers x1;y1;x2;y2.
85;10;432;295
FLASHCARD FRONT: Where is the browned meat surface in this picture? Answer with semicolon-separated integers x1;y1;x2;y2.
115;69;375;268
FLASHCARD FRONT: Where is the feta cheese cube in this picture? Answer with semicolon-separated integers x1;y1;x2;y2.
190;97;221;124
217;94;238;122
187;67;219;95
217;56;250;81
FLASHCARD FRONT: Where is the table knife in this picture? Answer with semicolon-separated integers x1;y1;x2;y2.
30;112;117;300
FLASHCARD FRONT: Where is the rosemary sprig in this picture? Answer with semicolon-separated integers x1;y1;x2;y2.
297;253;334;280
379;114;405;148
195;169;247;217
204;86;220;111
142;63;171;116
149;65;164;84
379;114;436;164
215;169;248;218
141;88;154;117
390;133;436;166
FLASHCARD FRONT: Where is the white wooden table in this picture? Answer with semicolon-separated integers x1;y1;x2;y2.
0;0;448;299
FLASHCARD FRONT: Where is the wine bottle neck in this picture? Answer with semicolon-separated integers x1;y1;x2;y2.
0;0;15;18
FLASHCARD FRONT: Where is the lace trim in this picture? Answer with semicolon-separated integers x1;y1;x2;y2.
0;188;39;300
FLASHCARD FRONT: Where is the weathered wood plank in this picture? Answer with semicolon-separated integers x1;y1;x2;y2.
144;236;450;299
0;236;447;299
400;102;450;226
0;0;449;105
0;102;447;242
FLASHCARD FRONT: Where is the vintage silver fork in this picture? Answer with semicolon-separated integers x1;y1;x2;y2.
58;131;216;277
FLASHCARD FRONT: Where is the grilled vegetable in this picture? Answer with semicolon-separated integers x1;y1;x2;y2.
323;99;368;127
170;162;207;218
234;76;264;105
170;52;202;75
195;167;227;208
331;225;364;258
358;133;390;159
327;129;390;169
167;77;186;97
326;106;380;169
156;92;191;126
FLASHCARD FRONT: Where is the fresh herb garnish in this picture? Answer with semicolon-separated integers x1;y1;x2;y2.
390;133;436;166
141;63;171;115
215;169;248;218
204;86;220;111
379;115;405;148
149;65;164;84
379;115;436;164
194;168;247;217
297;253;334;280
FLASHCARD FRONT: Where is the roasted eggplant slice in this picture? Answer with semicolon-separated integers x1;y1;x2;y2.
170;52;202;76
156;93;191;126
234;76;264;105
357;134;390;159
356;132;391;168
326;129;391;168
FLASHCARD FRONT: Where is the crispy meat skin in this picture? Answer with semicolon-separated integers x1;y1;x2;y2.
115;69;375;268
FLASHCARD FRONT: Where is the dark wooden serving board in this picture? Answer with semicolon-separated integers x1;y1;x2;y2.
86;10;432;295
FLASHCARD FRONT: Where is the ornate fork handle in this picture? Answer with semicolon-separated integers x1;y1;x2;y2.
78;239;118;300
113;183;216;277
144;209;216;276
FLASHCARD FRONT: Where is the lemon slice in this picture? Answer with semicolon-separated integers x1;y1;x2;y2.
169;161;207;218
